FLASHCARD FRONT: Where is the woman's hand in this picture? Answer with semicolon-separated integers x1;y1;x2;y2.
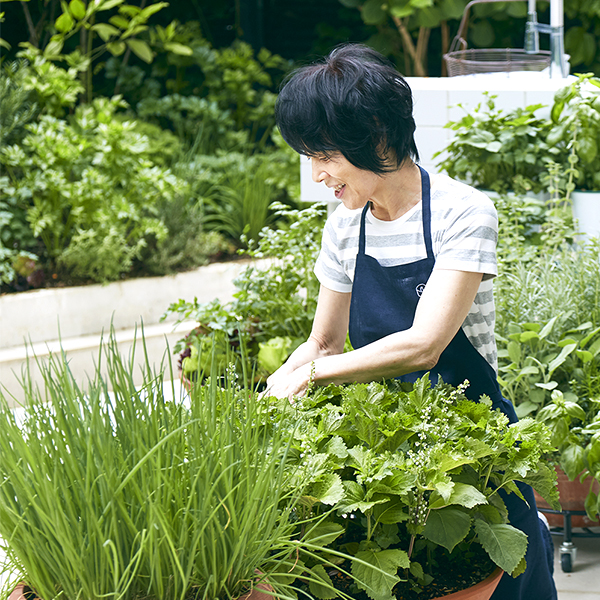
264;361;313;401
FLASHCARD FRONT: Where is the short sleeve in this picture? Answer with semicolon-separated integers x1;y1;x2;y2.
433;190;498;281
314;214;354;293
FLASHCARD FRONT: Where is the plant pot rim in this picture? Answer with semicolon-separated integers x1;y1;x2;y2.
431;566;503;600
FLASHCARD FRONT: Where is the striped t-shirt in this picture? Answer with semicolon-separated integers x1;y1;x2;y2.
314;173;499;372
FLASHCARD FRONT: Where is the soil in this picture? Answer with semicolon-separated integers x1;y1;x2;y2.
304;552;496;600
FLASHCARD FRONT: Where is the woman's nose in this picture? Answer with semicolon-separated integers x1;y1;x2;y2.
311;158;327;183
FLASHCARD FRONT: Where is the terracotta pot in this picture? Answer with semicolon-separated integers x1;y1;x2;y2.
8;583;38;600
431;567;503;600
534;466;600;528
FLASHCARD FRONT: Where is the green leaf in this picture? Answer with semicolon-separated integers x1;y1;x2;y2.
339;0;363;6
520;331;539;343
353;548;410;600
97;0;125;10
337;481;389;514
91;23;120;41
430;482;488;509
106;41;126;56
361;0;387;25
126;38;153;63
507;341;521;363
308;565;336;600
539;316;558;339
69;0;86;20
521;464;560;511
548;343;577;374
304;522;344;549
422;507;471;552
164;42;194;56
44;37;64;56
536;381;558;390
560;445;585;482
109;15;130;29
564;402;586;422
307;473;345;506
55;12;74;32
474;521;528;574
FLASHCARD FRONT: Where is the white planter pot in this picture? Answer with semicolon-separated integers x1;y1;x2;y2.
572;190;600;244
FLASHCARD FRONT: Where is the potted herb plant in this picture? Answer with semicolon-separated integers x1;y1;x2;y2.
546;73;600;243
0;335;342;600
434;93;563;198
270;375;559;600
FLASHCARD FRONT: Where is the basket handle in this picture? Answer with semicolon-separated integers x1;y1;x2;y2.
449;0;529;53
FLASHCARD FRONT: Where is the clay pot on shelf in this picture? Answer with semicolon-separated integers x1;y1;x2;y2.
534;466;600;528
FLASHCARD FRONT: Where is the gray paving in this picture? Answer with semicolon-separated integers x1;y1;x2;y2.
553;528;600;599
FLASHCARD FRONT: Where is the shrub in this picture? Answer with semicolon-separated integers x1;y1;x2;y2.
0;95;185;284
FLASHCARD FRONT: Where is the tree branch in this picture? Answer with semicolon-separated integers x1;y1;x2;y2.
20;1;38;46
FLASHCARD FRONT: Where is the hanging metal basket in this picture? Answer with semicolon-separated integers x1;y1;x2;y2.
444;0;552;76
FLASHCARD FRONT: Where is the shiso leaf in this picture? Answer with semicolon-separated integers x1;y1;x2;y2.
352;548;410;600
474;521;528;575
422;507;471;552
308;564;336;600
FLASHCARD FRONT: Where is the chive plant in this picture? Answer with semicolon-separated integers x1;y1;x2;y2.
0;336;310;600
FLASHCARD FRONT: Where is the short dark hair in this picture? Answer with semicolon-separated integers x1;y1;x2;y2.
275;44;419;175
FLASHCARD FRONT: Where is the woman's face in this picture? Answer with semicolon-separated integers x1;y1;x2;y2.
310;153;383;210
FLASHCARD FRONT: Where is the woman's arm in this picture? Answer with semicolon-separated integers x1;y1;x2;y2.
265;269;483;400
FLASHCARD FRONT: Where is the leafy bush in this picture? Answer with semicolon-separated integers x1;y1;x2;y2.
435;94;563;195
272;376;558;599
0;94;185;284
164;202;325;381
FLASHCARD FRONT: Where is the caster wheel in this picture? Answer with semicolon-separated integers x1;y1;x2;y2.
561;552;573;573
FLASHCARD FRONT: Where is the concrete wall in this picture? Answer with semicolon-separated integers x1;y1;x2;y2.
0;260;253;405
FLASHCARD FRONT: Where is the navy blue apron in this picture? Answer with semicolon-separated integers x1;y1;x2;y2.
348;166;557;600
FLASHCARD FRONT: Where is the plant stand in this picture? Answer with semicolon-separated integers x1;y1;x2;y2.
537;507;600;572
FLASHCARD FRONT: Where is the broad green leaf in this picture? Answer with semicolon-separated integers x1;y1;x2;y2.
564;401;586;421
164;42;194;56
515;401;538;419
97;0;125;11
536;381;558;390
326;435;347;458
307;473;344;506
586;439;600;471
548;343;577;374
139;2;168;21
373;498;410;525
584;490;598;522
109;15;130;29
560;444;585;481
106;41;126;56
337;481;389;514
91;23;120;41
507;341;521;363
126;38;153;63
486;141;502;153
520;331;539;343
361;0;387;25
430;482;488;509
422;507;471;552
539;316;559;339
303;522;344;548
474;521;528;574
44;37;64;56
353;548;410;600
575;350;593;363
69;0;86;20
521;464;560;510
308;565;336;600
55;12;74;32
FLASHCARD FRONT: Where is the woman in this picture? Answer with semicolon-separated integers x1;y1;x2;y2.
267;44;557;599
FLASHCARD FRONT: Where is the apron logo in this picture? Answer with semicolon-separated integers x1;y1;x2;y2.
416;283;426;297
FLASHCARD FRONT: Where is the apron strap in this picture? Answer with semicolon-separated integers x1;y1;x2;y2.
358;165;434;259
418;165;434;260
